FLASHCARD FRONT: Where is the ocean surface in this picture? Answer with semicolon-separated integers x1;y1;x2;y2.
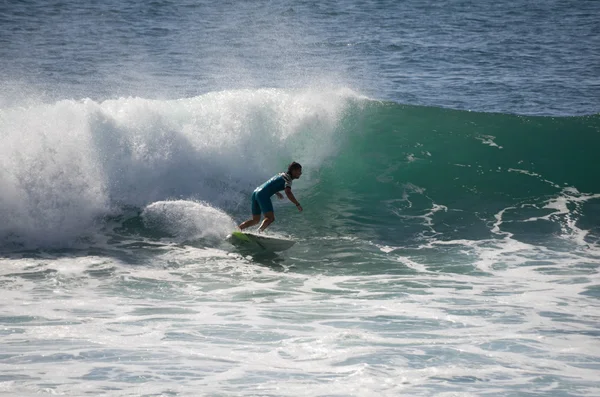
1;1;599;396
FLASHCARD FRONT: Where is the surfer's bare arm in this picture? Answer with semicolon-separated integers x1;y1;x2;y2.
284;187;303;212
276;192;284;199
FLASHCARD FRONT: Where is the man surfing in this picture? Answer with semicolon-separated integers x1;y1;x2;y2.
238;162;303;232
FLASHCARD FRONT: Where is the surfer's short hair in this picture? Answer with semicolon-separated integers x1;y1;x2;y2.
288;162;302;174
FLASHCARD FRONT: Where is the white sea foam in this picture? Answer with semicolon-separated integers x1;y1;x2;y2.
0;88;362;247
1;240;598;396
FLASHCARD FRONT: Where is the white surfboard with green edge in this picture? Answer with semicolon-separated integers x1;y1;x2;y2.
227;231;296;252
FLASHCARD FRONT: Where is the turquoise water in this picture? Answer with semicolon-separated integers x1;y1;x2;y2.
1;1;600;396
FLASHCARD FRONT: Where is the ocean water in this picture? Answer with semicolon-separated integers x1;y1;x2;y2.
1;1;599;396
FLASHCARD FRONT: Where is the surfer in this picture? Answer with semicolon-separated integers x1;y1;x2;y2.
238;162;303;232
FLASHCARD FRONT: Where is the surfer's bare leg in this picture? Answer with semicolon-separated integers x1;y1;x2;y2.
239;214;261;230
258;212;275;232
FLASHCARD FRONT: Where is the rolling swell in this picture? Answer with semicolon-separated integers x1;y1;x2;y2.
1;89;599;249
304;103;600;247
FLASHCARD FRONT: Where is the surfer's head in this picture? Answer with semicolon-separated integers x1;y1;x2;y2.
288;161;302;179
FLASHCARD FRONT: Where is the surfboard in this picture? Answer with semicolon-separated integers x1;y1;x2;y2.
227;231;296;252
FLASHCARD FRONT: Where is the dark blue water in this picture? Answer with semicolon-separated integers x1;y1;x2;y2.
1;0;598;114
